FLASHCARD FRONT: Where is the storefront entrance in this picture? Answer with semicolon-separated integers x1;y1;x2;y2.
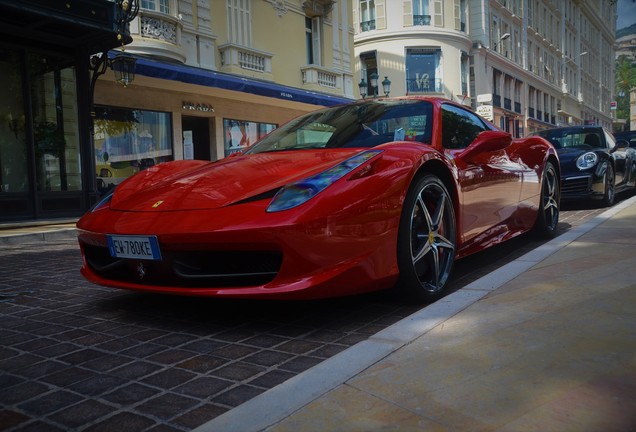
0;46;86;222
182;116;211;160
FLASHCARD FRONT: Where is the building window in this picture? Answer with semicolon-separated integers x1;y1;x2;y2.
224;119;276;157
93;107;173;195
227;0;251;46
460;52;469;96
305;17;322;65
360;0;376;31
413;0;431;25
141;0;170;14
360;51;378;97
406;48;442;94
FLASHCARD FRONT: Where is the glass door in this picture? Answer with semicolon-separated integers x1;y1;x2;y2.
28;51;84;216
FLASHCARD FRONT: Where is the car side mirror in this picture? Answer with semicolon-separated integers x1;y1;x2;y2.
615;139;629;149
458;130;512;163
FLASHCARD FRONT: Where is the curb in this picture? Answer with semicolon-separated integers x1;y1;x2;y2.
193;194;636;432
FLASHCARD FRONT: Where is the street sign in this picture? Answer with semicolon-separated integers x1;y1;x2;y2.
476;104;494;121
477;93;493;103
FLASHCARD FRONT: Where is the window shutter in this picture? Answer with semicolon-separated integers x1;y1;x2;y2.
376;0;386;30
403;1;413;27
353;2;358;34
454;0;461;30
312;17;322;66
433;0;443;27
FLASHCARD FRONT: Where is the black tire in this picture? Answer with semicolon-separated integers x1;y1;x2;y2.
533;161;560;239
396;175;456;302
602;163;615;207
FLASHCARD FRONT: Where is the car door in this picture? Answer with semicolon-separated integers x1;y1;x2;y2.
441;104;524;243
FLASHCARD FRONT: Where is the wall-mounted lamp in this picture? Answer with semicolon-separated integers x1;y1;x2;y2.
88;0;140;113
110;53;137;87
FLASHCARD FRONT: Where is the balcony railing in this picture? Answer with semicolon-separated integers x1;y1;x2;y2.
219;43;273;77
406;77;443;93
360;20;376;31
529;107;535;118
514;102;521;113
413;15;431;25
544;112;550;122
493;94;501;107
537;110;543;119
301;66;339;90
504;97;512;110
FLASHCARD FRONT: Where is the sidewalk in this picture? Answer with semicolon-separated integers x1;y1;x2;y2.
197;195;636;432
0;219;77;245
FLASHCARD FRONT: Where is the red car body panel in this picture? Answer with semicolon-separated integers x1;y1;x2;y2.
77;97;557;299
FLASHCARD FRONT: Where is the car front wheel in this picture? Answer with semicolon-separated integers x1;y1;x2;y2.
397;175;456;302
602;163;615;207
533;161;560;238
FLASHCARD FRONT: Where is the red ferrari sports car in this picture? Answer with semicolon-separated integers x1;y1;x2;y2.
77;97;560;302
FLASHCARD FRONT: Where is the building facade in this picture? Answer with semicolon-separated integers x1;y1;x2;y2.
0;0;355;223
0;0;133;222
92;0;354;198
353;0;616;136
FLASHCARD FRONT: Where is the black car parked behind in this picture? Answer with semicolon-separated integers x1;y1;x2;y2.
532;126;636;206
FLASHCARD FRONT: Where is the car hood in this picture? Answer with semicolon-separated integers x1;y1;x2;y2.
110;150;362;212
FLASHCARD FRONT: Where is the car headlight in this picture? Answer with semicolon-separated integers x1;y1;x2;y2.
267;150;383;212
576;152;598;170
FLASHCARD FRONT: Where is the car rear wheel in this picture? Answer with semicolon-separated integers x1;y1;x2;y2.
602;163;615;207
397;175;456;302
533;161;560;238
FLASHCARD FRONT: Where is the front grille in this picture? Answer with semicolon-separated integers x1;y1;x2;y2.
81;243;283;288
562;176;591;195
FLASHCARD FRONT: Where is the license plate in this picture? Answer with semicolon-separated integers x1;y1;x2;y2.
107;235;162;261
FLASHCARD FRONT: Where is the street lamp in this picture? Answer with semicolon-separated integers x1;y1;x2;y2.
359;73;392;98
493;33;510;52
381;76;391;97
370;72;379;97
358;78;368;98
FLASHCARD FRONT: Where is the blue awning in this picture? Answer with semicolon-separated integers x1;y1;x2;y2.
126;54;354;107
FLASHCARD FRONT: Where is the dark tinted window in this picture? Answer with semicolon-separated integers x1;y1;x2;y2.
441;104;491;149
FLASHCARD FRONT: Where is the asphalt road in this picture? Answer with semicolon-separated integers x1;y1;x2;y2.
0;198;617;432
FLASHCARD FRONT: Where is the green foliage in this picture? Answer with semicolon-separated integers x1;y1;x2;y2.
615;55;636;127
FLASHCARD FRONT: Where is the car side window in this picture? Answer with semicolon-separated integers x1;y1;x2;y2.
441;104;489;150
603;129;615;150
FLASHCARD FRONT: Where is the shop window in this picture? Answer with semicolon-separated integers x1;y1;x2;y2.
406;48;442;93
93;107;173;195
0;48;28;194
29;53;81;192
224;119;276;157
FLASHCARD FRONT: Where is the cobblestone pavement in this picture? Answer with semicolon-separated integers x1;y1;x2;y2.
0;199;613;432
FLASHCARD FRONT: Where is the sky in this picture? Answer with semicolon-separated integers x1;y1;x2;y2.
616;0;636;30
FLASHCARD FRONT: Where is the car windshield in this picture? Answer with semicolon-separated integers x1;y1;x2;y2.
245;99;433;154
534;129;603;150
